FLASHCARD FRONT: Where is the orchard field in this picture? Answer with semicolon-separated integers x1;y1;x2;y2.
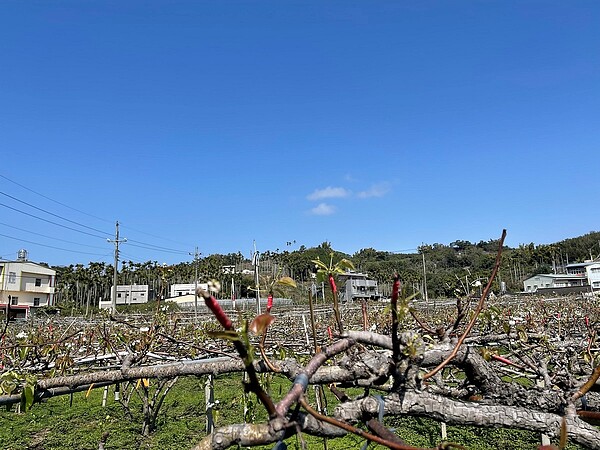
2;241;600;449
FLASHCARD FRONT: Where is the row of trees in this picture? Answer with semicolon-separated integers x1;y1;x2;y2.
50;232;600;310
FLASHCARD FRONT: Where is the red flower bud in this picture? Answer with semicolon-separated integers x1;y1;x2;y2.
328;274;337;294
391;275;400;306
204;295;232;330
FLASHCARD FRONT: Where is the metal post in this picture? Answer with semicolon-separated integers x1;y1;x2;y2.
253;242;261;315
205;374;215;433
102;385;108;407
422;252;430;310
302;315;310;346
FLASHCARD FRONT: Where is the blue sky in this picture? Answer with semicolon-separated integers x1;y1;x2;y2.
1;1;599;266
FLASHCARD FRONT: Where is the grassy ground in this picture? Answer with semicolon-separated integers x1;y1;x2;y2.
0;374;587;450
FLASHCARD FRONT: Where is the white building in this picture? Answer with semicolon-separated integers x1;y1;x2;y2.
566;262;600;289
0;250;56;319
523;261;600;293
169;282;208;298
98;284;153;309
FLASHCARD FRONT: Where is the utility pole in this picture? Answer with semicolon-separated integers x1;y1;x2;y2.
252;241;261;315
108;221;127;314
189;247;201;321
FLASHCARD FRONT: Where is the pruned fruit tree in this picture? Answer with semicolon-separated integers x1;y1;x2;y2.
2;230;600;449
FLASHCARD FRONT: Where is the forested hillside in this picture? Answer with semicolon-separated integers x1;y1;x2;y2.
51;231;600;309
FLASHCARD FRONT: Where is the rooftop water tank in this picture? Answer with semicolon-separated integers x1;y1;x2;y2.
17;249;28;261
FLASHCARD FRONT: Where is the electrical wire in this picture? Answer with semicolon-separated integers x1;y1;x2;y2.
120;223;194;249
126;239;189;255
0;191;110;236
0;233;108;256
0;173;114;225
0;174;194;258
118;253;161;265
0;201;107;239
0;222;108;250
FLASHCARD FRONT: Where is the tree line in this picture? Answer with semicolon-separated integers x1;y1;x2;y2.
50;231;600;310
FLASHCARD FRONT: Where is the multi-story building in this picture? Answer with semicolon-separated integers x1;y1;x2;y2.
565;262;600;289
337;271;381;302
0;250;56;319
523;261;600;293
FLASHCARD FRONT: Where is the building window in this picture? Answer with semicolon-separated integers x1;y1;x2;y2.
140;293;145;296
33;298;40;306
35;278;42;287
10;297;18;305
117;293;122;298
8;272;16;284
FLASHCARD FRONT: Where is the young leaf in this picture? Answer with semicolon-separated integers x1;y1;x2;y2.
336;259;355;271
312;259;329;271
23;384;34;411
275;277;297;288
249;313;275;336
206;330;242;342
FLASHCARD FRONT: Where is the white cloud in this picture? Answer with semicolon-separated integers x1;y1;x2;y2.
310;203;336;215
307;186;350;201
357;182;391;199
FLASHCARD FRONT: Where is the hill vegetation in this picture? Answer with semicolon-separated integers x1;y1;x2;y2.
51;231;600;310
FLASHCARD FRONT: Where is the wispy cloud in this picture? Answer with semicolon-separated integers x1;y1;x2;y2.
357;182;391;199
310;203;336;215
307;186;350;201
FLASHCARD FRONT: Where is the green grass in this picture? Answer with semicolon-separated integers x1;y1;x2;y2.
0;375;588;449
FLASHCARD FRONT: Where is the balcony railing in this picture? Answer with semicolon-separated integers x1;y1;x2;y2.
22;283;54;294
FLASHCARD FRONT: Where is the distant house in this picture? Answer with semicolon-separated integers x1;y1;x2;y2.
523;261;600;293
98;284;154;309
169;282;208;298
0;250;56;319
566;262;600;289
337;271;381;302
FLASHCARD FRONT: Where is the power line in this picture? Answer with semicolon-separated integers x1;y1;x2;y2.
119;223;193;248
0;232;108;256
0;173;195;254
126;239;189;255
0;191;110;236
0;176;196;259
0;201;107;239
0;173;114;225
118;253;153;264
0;222;108;250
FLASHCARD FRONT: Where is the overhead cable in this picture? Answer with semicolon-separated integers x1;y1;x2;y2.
0;191;110;235
0;201;107;239
0;232;109;256
0;221;108;250
126;239;189;254
0;173;114;225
